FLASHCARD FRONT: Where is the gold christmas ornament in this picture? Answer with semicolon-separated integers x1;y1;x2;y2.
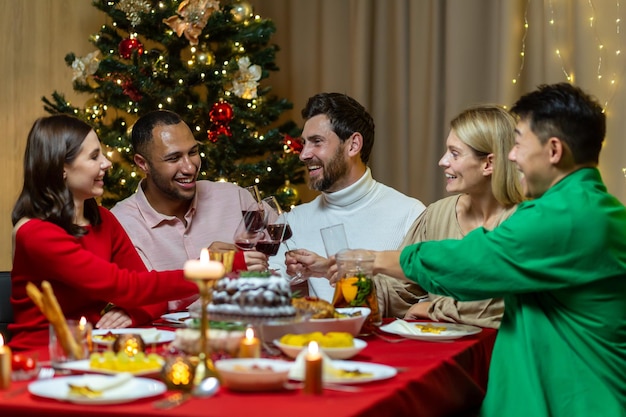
230;1;253;23
277;180;300;207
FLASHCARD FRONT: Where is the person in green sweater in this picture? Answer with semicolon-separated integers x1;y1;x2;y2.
371;83;626;417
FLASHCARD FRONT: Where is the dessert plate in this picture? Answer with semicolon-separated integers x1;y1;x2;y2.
28;375;166;405
379;320;481;342
92;328;175;345
290;360;397;384
273;338;367;360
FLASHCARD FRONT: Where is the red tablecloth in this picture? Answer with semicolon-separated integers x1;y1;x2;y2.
0;328;496;417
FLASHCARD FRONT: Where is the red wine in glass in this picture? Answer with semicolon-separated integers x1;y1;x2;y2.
235;240;256;251
267;224;293;241
255;240;281;256
241;210;265;232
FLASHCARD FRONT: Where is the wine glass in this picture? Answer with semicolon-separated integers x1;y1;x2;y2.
233;200;265;251
253;196;289;257
262;196;306;284
239;185;265;233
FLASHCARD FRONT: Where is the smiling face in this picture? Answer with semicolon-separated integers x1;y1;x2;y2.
63;130;112;202
299;114;351;192
137;121;201;204
438;129;490;195
508;119;555;198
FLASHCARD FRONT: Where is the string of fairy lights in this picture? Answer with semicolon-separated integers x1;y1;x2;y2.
513;0;625;110
512;0;626;179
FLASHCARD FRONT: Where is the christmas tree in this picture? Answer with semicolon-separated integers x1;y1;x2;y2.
43;0;304;208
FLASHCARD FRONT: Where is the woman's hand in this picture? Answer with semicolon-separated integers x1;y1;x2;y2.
403;301;432;320
96;308;132;329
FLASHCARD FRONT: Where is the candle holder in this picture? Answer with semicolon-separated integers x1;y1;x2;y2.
190;276;221;389
184;248;226;393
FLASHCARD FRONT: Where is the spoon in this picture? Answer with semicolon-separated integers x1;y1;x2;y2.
192;376;220;397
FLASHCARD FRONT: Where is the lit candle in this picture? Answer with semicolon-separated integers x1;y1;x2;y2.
0;334;12;389
79;316;93;354
304;341;323;395
184;248;226;280
238;327;261;358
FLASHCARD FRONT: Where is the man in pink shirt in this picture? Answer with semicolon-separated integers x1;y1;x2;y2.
111;110;268;311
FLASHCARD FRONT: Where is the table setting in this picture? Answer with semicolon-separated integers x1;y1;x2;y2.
0;241;496;417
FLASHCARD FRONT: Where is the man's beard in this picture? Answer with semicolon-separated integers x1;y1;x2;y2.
308;146;348;192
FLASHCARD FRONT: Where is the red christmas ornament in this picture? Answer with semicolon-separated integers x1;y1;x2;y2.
119;38;144;59
283;134;303;154
209;102;234;124
207;124;232;143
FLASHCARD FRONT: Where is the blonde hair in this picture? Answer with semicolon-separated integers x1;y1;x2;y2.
450;104;523;206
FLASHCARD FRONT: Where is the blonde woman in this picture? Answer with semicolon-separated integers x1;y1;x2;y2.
378;104;523;328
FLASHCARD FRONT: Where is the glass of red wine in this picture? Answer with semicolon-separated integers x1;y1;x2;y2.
234;199;265;251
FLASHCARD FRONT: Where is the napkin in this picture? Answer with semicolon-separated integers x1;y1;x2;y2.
135;328;160;341
288;348;337;381
384;319;448;335
68;373;133;397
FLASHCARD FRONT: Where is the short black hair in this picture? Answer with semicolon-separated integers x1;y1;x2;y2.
511;83;605;165
131;110;183;156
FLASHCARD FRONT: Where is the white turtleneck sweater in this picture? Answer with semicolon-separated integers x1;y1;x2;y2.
270;168;426;301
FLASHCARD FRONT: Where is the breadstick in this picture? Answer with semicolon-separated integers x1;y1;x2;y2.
25;282;44;311
40;281;84;360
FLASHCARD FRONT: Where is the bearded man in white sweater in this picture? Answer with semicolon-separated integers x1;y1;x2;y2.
271;93;427;306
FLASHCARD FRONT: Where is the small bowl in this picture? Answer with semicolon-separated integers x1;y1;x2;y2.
261;307;370;342
273;338;367;360
215;358;292;392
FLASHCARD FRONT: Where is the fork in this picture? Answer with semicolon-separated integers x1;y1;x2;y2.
4;367;55;398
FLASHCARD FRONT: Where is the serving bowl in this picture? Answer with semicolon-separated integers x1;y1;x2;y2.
273;338;367;360
215;358;292;392
260;307;370;342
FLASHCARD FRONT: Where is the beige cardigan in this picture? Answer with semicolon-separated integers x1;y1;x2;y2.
375;195;515;329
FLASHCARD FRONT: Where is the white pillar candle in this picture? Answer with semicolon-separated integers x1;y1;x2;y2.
184;248;226;280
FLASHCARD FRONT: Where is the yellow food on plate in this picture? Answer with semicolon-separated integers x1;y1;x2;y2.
279;331;354;348
89;351;163;373
415;323;446;334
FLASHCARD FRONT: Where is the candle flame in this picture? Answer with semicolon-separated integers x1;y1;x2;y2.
0;334;4;346
308;341;319;355
200;248;210;263
79;316;87;330
245;327;255;340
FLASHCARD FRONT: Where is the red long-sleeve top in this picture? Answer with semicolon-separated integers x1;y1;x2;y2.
9;207;198;350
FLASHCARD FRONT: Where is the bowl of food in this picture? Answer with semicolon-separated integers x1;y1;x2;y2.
274;334;367;360
261;307;370;343
215;358;292;392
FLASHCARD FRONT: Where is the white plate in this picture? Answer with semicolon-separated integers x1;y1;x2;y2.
290;361;397;384
273;338;368;360
55;359;163;377
160;312;191;323
28;375;166;405
379;320;482;341
92;328;175;345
